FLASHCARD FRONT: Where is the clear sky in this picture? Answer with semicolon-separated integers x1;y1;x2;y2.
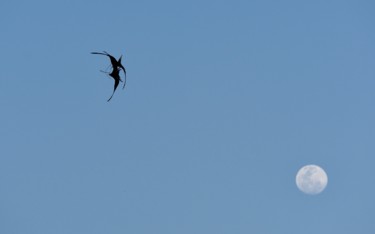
1;0;374;233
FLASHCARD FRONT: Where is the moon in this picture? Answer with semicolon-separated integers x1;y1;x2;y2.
296;165;328;195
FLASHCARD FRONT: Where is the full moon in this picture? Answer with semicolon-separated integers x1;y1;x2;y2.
296;165;328;195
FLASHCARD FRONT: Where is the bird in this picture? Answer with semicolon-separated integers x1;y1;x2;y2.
92;51;127;101
91;51;127;89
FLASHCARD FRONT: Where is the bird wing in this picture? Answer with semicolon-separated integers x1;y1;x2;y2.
122;70;127;90
92;51;117;69
107;78;120;102
91;52;107;55
102;51;118;68
107;91;115;102
118;56;127;89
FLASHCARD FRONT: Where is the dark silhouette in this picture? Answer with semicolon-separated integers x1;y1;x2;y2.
92;51;127;101
91;51;127;89
117;55;127;89
106;67;122;102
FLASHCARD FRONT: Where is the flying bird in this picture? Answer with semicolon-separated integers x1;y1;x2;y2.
92;51;127;101
91;51;127;89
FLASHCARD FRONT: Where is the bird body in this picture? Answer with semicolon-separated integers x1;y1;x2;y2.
107;67;122;102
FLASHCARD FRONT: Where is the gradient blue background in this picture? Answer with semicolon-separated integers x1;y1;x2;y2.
1;0;374;233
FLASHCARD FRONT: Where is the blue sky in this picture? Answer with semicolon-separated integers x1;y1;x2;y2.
1;0;374;233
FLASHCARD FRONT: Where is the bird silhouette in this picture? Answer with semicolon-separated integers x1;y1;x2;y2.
92;51;127;101
91;51;127;89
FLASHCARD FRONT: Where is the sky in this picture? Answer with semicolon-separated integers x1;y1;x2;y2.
1;0;375;233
